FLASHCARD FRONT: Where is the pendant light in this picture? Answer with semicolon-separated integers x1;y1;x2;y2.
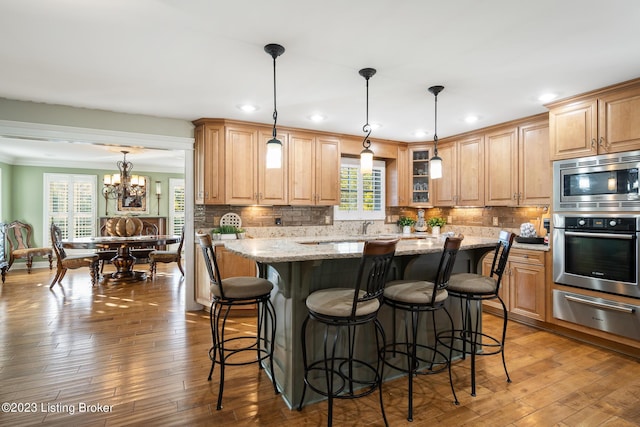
429;85;444;179
265;43;285;169
359;68;376;174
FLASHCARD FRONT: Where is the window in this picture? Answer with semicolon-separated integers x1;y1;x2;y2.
334;158;385;220
43;173;97;244
169;178;185;236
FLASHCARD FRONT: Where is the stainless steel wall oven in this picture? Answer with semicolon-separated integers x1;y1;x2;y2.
553;214;639;299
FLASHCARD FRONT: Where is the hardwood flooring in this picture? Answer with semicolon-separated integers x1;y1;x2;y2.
1;263;639;426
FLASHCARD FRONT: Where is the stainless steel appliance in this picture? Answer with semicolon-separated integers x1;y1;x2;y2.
553;214;639;298
553;150;640;212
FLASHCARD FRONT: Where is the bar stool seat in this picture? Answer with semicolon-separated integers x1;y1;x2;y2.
298;239;398;427
197;233;278;410
437;230;515;397
382;236;463;422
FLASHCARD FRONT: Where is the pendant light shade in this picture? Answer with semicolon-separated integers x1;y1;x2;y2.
429;85;444;179
359;68;376;174
265;43;285;169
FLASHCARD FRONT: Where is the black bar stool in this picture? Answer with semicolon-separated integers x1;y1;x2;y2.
298;239;398;427
437;230;515;397
197;233;279;410
382;235;463;421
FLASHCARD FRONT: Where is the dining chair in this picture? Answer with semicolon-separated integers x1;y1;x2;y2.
50;223;99;289
149;226;184;278
6;220;53;273
197;232;278;410
130;221;160;264
437;230;515;397
382;235;463;421
298;239;398;427
0;223;8;283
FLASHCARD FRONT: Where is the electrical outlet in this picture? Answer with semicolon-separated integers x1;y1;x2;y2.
324;215;331;225
275;217;282;225
447;215;452;224
492;216;499;226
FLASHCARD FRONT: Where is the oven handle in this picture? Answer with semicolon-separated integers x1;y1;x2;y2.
565;231;635;240
564;295;635;314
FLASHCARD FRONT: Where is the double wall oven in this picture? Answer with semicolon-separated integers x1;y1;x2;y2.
552;150;640;341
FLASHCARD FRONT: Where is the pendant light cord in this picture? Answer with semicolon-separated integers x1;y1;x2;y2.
272;55;278;139
360;68;376;149
433;91;438;155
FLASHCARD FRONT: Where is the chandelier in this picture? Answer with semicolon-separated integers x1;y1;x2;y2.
103;150;146;201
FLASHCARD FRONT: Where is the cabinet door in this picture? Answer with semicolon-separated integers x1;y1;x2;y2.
194;243;211;306
315;136;340;205
549;99;598;160
519;120;552;205
288;132;316;205
216;246;257;279
258;129;288;205
457;135;484;206
225;126;258;204
598;85;640;154
485;127;518;206
195;123;224;204
409;146;431;206
387;145;409;207
432;143;456;206
509;260;545;321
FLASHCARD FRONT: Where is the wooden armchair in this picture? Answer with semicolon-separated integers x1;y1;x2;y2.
7;220;53;273
149;226;184;278
130;221;160;263
50;223;99;289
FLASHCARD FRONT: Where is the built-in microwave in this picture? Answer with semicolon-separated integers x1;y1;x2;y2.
553;150;640;211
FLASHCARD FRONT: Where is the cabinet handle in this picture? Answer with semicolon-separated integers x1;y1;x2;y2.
591;138;597;149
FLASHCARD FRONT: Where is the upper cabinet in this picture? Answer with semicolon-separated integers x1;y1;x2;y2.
193;119;288;205
485;118;551;206
386;145;410;207
432;134;484;207
409;146;432;207
288;132;340;205
549;80;640;160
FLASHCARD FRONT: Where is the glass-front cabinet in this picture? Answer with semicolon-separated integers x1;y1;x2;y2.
410;146;432;206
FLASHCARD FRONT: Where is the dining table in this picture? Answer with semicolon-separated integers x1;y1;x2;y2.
61;234;181;284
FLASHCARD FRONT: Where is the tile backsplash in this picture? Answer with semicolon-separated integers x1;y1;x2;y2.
195;204;549;237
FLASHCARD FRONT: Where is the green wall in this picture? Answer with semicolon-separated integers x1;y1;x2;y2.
6;164;183;247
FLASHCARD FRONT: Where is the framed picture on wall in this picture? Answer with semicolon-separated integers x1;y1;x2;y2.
116;176;149;214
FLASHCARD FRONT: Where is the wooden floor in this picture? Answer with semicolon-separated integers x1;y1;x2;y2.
1;264;639;427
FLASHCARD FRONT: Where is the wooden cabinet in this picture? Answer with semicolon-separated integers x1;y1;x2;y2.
549;81;640;160
194;122;224;204
485;126;519;206
225;125;288;205
193;119;288;205
518;120;552;205
484;118;551;206
482;248;546;322
288;132;340;205
409;146;432;206
387;145;410;207
433;134;484;206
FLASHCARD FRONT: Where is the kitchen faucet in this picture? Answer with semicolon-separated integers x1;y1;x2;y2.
361;221;373;235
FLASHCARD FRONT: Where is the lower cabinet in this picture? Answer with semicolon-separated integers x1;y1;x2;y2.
195;243;258;308
482;248;546;322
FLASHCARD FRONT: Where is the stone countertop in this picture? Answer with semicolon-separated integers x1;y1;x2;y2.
223;234;490;263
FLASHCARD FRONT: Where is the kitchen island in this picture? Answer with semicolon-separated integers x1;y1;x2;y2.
223;234;498;408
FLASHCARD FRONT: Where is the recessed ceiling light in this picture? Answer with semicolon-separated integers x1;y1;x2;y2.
237;104;259;113
309;114;327;122
538;93;558;103
413;130;429;138
369;122;382;130
464;115;479;124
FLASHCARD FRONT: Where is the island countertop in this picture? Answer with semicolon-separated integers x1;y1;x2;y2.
222;234;510;263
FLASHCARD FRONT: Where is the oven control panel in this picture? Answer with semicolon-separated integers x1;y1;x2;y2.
564;216;638;231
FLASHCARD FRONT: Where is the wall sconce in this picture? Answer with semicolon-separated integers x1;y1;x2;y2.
155;181;162;216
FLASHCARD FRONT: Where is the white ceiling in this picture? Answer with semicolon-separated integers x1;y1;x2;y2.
1;0;639;168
